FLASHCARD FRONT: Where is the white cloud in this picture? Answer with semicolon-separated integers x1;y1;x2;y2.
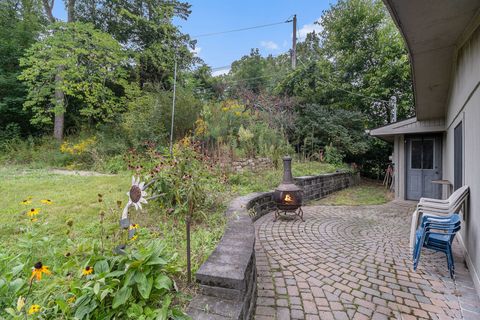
212;68;230;77
189;46;202;56
260;40;279;50
297;18;323;40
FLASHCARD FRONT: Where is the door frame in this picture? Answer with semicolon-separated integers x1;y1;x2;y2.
404;134;443;200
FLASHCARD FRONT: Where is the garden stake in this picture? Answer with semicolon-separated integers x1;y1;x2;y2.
186;200;194;284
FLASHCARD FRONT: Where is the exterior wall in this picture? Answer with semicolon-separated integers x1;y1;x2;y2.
393;135;406;200
443;24;480;293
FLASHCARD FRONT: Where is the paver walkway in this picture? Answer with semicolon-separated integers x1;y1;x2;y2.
254;201;480;320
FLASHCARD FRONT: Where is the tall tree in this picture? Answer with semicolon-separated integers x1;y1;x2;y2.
19;22;133;129
0;0;45;136
320;0;413;126
229;49;268;94
40;0;77;140
73;0;196;88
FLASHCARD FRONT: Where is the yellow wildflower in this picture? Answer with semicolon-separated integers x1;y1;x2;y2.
20;198;32;205
30;262;51;282
30;218;38;223
67;296;76;304
40;199;53;205
28;304;40;315
130;235;138;241
27;208;39;217
128;223;139;230
82;266;93;276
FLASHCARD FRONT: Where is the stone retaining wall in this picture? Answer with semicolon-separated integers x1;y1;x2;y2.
230;158;272;173
187;171;359;319
295;171;361;202
216;157;273;173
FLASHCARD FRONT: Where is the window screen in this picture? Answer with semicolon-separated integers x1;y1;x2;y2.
422;139;434;169
411;140;422;169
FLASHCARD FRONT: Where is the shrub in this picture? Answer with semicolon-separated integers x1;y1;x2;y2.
123;87;202;148
324;144;344;165
0;239;187;319
195;100;293;161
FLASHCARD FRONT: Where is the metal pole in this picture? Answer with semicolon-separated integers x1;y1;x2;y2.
186;215;191;283
292;14;297;69
169;58;177;157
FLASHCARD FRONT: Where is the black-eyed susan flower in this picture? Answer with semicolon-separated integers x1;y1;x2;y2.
28;304;40;315
30;262;51;281
128;223;139;230
20;198;32;205
130;234;138;242
27;208;39;217
67;296;76;304
40;199;53;205
82;266;93;276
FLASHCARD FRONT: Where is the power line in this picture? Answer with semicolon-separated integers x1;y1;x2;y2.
207;57;391;105
192;19;291;39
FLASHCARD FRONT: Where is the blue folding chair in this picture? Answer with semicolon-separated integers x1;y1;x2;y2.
413;214;461;278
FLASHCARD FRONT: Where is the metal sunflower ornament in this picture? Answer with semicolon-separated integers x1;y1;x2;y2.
120;176;148;227
116;176;158;254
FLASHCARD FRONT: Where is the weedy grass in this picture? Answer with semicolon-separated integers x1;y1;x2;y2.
313;179;392;206
229;161;346;195
0;166;226;275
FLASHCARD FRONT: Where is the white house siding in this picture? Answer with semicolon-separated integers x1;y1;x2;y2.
444;24;480;292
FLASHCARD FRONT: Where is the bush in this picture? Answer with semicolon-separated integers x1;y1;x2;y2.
0;136;73;168
195;99;293;161
0;238;188;319
324;144;344;165
123;87;202;148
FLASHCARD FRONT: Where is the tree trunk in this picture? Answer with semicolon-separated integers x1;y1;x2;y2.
67;0;75;22
42;0;76;141
53;70;65;141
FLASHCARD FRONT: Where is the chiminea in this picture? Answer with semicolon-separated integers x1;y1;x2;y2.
273;156;304;221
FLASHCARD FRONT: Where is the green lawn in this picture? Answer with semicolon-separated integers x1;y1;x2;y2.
313;179;393;206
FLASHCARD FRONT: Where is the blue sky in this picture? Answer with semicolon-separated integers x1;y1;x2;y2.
52;0;336;75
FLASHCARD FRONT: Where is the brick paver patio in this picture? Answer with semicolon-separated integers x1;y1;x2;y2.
254;201;480;319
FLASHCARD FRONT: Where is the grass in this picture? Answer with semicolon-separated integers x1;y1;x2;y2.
0;166;225;283
313;179;393;206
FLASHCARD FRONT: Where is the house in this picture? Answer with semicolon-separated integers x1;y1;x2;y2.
371;0;480;293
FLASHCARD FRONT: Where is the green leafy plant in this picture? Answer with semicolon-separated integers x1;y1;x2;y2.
69;240;187;320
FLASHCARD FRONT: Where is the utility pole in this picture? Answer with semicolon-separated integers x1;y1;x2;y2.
291;14;297;69
169;58;177;157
